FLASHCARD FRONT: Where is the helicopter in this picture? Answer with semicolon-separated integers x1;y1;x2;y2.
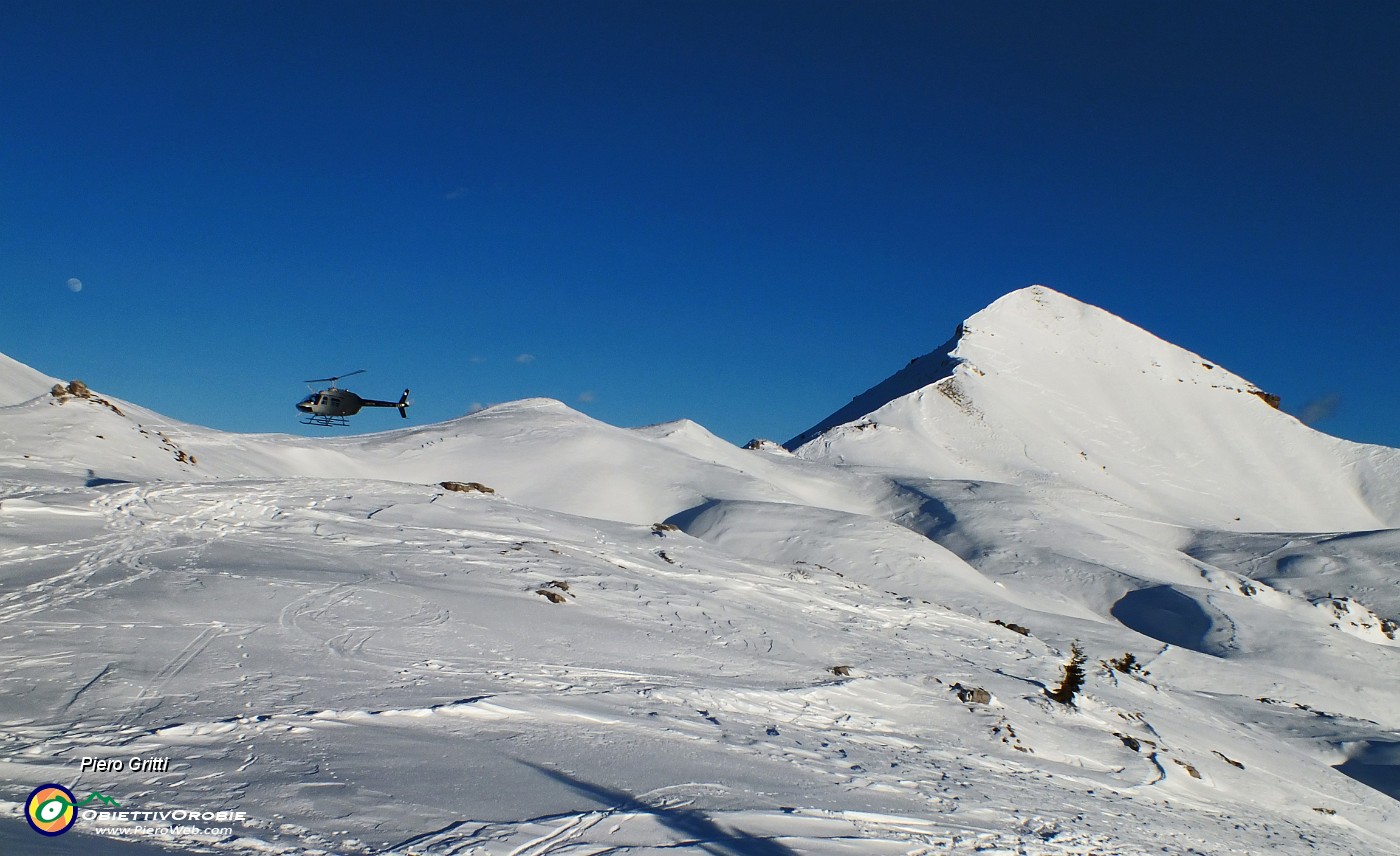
296;370;410;427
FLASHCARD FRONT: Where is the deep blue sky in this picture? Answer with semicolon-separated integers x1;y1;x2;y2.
2;1;1397;448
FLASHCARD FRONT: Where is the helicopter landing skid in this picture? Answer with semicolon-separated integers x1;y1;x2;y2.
301;414;351;427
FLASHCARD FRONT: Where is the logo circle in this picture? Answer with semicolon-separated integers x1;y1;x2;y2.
25;784;77;836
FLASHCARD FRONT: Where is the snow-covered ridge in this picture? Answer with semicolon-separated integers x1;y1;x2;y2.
0;378;871;525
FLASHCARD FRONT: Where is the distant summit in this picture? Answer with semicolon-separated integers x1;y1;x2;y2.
789;285;1400;531
790;285;1273;445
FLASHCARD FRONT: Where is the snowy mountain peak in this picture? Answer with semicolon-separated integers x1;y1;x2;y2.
954;284;1253;391
972;282;1091;319
791;287;1400;531
978;281;1098;312
788;284;1245;447
475;396;575;414
957;284;1140;359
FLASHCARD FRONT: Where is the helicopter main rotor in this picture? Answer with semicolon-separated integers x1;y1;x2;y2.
302;369;366;388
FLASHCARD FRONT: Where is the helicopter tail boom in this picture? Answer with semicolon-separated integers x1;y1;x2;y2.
360;389;411;418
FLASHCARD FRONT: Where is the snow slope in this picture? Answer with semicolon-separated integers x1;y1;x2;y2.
1;287;1398;856
790;285;1400;532
0;351;57;406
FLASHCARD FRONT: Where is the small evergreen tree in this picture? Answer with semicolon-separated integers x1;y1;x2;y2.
1047;642;1087;705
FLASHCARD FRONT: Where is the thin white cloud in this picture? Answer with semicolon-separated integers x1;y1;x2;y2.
444;186;470;200
515;353;536;364
577;391;596;403
469;355;488;364
467;402;487;414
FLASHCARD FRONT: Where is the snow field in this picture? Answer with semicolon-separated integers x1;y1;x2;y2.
0;476;1395;854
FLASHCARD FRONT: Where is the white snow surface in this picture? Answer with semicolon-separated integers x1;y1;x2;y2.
0;351;58;407
1;287;1397;855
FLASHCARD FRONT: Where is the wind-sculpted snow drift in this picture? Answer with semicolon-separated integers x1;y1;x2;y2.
1;286;1397;855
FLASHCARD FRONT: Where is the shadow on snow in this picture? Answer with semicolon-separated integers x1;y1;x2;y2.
518;760;801;856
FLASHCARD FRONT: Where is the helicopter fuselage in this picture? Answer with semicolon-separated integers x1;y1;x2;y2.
297;388;367;418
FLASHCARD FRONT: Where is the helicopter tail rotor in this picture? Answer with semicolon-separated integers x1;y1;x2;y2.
397;389;411;418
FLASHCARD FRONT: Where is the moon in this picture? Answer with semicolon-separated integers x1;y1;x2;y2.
66;278;83;293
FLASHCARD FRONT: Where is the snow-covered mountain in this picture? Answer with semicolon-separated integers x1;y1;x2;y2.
2;288;1397;855
790;285;1400;532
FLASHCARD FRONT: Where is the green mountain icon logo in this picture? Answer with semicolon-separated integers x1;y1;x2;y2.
73;792;121;809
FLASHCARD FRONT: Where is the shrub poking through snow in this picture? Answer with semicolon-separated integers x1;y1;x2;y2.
991;718;1029;752
52;380;95;401
829;665;852;677
51;379;128;416
1106;652;1142;675
652;522;680;535
534;580;572;603
1213;750;1245;769
1047;642;1087;705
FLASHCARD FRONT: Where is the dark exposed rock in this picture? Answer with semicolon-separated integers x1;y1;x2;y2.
441;481;495;494
992;619;1031;637
1248;389;1281;409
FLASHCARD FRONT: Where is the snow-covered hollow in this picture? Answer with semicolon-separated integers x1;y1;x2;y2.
790;285;1400;532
